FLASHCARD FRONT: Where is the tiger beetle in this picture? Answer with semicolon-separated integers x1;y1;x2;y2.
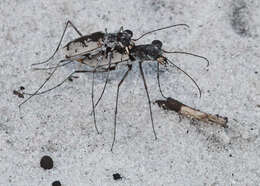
17;20;208;151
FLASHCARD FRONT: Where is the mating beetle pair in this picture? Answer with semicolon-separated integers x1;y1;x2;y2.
19;20;209;151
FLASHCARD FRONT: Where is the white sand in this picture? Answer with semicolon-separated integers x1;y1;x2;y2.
0;0;259;185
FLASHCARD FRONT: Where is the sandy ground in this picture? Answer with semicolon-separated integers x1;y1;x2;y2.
0;0;260;185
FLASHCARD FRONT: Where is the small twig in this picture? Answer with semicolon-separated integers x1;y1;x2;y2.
155;97;228;128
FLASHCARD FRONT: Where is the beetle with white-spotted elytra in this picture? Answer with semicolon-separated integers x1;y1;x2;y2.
17;20;209;151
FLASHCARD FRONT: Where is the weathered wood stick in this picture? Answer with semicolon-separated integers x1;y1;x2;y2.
155;97;228;128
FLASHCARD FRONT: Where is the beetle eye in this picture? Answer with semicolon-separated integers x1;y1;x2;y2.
124;30;133;38
151;40;163;49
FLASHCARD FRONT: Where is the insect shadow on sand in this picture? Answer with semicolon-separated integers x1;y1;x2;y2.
230;0;252;37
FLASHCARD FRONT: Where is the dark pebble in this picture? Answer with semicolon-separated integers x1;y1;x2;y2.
40;155;53;170
13;90;24;98
52;180;61;186
113;173;122;180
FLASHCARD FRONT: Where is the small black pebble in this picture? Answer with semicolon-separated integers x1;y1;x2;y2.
255;71;258;74
113;173;122;180
13;90;24;98
229;154;232;157
40;155;53;170
52;180;61;186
